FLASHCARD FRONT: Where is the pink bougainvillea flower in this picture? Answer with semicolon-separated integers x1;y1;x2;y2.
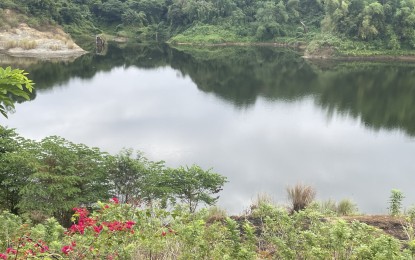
40;245;49;253
93;224;103;234
0;253;7;260
110;197;119;204
125;220;136;229
6;248;17;254
105;221;123;231
73;207;89;218
69;223;85;234
61;245;73;255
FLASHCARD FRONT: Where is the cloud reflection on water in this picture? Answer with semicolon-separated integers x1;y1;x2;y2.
2;66;415;214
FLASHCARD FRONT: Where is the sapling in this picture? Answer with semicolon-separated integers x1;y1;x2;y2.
389;189;404;216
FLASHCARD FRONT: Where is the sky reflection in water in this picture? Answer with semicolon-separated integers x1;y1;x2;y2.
2;60;415;214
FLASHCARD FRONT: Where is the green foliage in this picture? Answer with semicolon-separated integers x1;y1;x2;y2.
337;199;359;216
2;0;415;49
18;136;111;225
108;148;168;204
314;198;358;216
0;128;227;225
0;211;22;249
170;24;255;44
389;189;404;216
0;67;34;118
167;164;227;212
0;199;414;259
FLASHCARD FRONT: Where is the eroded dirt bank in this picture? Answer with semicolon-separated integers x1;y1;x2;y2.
0;22;86;59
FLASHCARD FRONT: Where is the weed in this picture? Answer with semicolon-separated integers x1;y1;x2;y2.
287;183;316;213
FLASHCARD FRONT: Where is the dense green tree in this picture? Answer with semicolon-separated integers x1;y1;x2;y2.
19;136;110;224
166;165;227;212
0;127;36;214
108;148;171;205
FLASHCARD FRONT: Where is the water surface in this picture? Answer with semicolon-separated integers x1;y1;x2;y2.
1;44;415;214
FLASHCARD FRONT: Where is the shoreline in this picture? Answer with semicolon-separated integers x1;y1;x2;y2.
0;49;88;60
172;41;415;62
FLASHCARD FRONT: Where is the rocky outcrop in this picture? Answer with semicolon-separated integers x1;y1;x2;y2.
0;23;87;59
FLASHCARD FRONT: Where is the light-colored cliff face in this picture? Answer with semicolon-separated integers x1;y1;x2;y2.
0;10;87;59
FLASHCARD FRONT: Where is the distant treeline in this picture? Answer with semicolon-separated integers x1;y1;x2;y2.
1;0;415;50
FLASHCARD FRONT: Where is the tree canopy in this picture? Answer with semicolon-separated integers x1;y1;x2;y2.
0;127;227;225
2;0;415;49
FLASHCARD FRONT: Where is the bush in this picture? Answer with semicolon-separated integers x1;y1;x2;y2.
337;199;358;216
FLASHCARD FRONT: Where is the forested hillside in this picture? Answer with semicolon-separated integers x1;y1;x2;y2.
1;0;415;53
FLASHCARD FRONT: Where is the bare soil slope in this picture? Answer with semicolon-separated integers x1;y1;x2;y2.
0;23;86;58
0;10;86;58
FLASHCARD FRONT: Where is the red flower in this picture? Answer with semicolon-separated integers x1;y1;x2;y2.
6;248;17;254
71;241;77;247
161;231;167;237
110;197;119;204
0;253;7;260
93;225;103;234
69;223;85;234
40;246;49;253
61;245;73;255
125;220;136;229
105;221;123;231
73;208;89;218
104;204;110;209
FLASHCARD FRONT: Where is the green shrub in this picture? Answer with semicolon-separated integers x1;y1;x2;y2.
337;199;358;216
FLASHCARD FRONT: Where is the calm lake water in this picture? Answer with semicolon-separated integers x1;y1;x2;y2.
1;43;415;214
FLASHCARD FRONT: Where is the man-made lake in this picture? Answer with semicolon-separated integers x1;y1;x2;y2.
1;44;415;214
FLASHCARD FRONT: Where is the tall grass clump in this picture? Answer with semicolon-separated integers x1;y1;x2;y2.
287;183;316;213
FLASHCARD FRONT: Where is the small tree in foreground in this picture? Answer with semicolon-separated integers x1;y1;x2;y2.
167;165;227;212
389;189;404;216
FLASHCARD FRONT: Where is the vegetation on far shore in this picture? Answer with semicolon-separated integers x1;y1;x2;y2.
1;0;415;56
